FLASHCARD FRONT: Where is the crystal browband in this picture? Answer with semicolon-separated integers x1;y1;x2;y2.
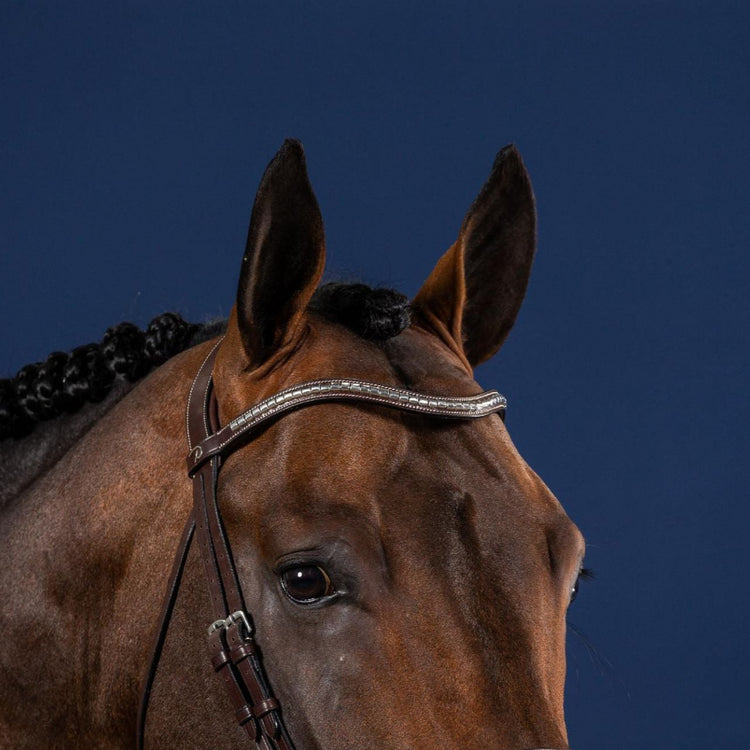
187;377;506;476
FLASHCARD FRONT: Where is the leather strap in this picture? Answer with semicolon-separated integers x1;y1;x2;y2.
187;377;506;476
187;341;294;749
136;515;196;750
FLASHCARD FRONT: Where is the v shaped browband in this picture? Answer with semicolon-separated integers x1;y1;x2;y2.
186;350;506;476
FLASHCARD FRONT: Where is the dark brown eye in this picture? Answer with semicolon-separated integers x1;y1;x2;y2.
280;565;334;604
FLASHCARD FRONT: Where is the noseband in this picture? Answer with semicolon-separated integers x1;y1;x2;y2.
138;339;558;749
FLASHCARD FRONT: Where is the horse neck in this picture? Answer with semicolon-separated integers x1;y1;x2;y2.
0;343;212;745
0;381;134;509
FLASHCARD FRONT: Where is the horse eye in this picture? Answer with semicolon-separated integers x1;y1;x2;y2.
570;566;594;603
280;565;335;604
570;576;581;603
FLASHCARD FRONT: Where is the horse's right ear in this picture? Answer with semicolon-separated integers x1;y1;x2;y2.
234;139;325;369
413;145;536;368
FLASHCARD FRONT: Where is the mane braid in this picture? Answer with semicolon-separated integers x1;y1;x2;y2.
0;283;408;441
0;313;202;441
309;282;411;341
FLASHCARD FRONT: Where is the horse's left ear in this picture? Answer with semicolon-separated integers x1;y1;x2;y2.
413;144;536;367
235;139;325;368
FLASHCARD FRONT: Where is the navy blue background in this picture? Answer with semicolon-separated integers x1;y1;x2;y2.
2;3;748;747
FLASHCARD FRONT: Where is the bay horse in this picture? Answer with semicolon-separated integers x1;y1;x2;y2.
0;140;585;749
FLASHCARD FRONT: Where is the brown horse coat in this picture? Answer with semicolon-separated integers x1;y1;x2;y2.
0;141;584;749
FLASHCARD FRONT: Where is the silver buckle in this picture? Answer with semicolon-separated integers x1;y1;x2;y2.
207;610;253;637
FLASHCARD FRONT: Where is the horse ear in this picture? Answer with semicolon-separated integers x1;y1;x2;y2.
413;145;536;367
235;139;325;368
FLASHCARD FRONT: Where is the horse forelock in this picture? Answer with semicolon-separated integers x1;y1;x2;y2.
309;282;410;341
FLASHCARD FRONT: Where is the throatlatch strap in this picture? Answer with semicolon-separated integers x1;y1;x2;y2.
137;516;195;749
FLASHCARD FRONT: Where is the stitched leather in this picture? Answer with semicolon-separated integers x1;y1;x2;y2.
187;376;506;475
186;344;294;750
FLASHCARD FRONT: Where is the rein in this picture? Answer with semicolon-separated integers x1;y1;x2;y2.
138;338;510;748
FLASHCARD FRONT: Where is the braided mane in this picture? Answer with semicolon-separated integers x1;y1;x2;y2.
0;314;210;441
0;283;410;442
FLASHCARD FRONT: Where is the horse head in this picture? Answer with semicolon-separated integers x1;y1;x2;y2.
191;140;584;749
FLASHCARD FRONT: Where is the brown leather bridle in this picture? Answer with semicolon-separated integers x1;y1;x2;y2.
139;338;580;750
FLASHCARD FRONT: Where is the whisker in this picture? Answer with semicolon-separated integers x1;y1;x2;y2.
568;622;631;699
